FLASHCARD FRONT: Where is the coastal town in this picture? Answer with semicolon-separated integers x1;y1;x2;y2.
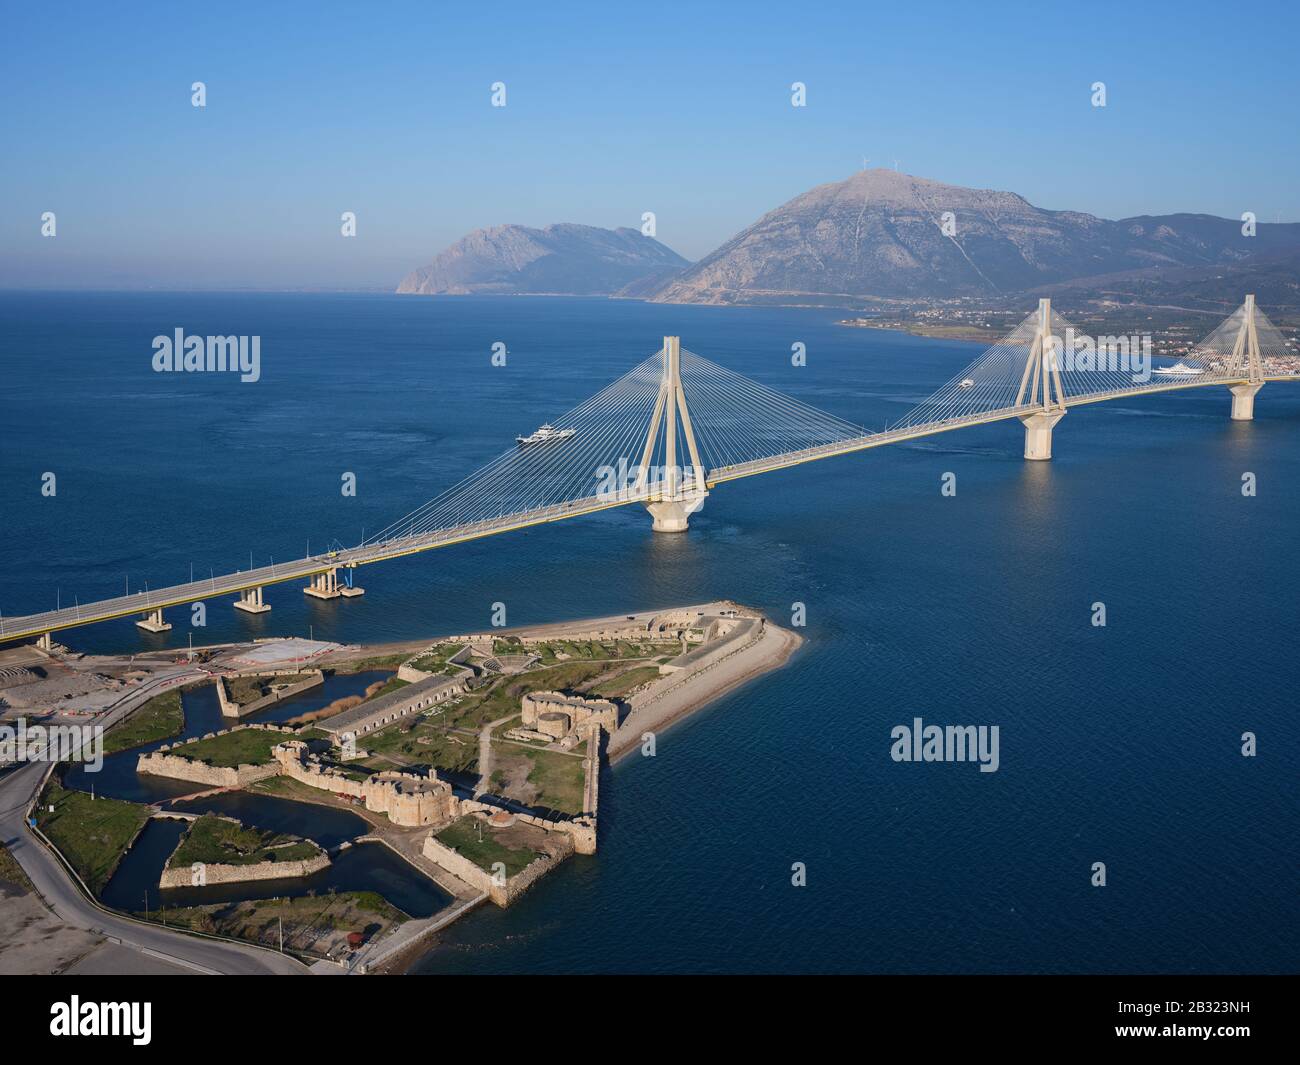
0;602;799;974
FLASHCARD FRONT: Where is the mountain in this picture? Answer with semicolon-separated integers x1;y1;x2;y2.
397;223;689;296
648;169;1300;305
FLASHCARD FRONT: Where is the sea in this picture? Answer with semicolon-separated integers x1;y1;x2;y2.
1;290;1295;974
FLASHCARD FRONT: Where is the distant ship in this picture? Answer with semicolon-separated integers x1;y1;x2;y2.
958;378;976;389
516;423;576;446
1152;362;1206;376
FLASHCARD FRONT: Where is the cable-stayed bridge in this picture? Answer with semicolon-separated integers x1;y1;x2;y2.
4;295;1297;648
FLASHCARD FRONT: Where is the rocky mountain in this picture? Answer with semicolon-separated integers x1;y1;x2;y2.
648;169;1300;305
397;223;689;296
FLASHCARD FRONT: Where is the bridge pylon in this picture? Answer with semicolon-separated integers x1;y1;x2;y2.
1228;294;1265;421
638;336;708;532
1016;298;1067;460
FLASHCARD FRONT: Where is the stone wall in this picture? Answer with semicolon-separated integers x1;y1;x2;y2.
159;852;330;888
421;830;574;907
218;670;324;718
272;740;461;827
135;722;301;787
136;751;279;788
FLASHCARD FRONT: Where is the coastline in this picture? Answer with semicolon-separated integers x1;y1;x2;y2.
607;619;802;764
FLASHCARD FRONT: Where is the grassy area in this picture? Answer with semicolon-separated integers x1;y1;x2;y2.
168;814;320;868
490;743;587;815
0;842;34;893
334;653;411;673
534;639;680;665
167;728;298;767
435;816;540;877
102;689;185;755
407;643;465;673
587;664;661;699
360;722;478;774
35;779;150;893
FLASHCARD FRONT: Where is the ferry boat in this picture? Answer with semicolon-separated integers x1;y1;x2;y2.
1152;362;1205;376
958;378;976;389
516;423;576;446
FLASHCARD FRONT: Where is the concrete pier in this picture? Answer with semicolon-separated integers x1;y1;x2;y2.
1230;382;1263;421
234;586;271;614
1019;410;1065;461
135;608;172;633
304;569;342;600
646;493;708;533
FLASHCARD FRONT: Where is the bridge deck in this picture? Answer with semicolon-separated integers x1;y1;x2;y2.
2;373;1295;644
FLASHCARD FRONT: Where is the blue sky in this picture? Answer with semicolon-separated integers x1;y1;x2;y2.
2;0;1297;289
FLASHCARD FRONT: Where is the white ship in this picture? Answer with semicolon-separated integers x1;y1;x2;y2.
958;378;976;389
1152;362;1205;376
516;423;576;446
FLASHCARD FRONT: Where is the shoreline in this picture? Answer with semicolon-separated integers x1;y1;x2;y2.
607;619;802;764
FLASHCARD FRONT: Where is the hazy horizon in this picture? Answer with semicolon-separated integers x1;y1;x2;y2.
3;0;1298;291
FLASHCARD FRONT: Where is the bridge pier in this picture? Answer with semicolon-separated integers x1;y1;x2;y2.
135;608;171;633
36;632;54;652
1019;411;1065;461
234;586;271;614
1229;382;1263;421
646;493;708;533
304;568;341;600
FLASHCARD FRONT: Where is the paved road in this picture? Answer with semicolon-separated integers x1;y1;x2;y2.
0;678;307;975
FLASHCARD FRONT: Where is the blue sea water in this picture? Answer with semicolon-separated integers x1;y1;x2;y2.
1;291;1296;973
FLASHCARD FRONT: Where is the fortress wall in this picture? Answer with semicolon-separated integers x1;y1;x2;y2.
135;752;279;788
421;832;573;907
220;671;324;718
159;852;330;889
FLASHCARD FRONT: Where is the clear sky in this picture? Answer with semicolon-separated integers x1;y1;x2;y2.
2;0;1297;290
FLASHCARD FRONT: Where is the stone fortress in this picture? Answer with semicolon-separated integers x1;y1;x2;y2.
135;601;790;915
509;690;618;746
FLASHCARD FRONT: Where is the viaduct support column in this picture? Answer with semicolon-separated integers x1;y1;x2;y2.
36;632;54;652
1019;411;1065;461
234;586;271;614
304;568;342;600
135;608;171;633
1230;383;1263;421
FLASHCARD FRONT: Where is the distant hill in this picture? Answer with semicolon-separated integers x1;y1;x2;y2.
647;169;1300;305
397;223;689;296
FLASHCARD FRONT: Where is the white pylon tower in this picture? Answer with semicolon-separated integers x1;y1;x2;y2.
1227;293;1265;420
638;336;709;531
1016;298;1067;460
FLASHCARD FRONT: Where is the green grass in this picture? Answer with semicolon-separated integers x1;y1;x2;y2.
102;689;185;755
588;664;661;698
167;728;298;767
408;643;465;673
435;816;540;877
36;779;150;893
169;814;320;868
360;722;479;774
334;653;410;673
490;743;587;815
